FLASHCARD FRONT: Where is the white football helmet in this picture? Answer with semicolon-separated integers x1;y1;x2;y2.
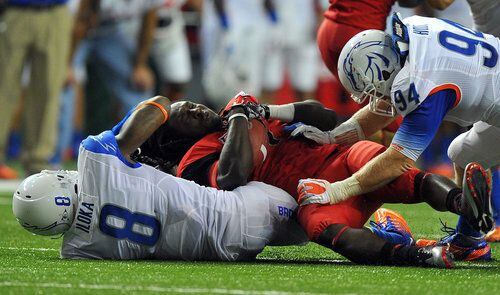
338;29;402;116
12;170;78;236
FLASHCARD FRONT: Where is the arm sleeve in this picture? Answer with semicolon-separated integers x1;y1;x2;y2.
390;89;456;161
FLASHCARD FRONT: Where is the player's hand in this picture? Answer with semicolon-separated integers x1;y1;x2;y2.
297;178;332;206
286;123;333;145
131;64;155;91
220;92;258;115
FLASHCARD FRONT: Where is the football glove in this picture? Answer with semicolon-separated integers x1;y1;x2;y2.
287;118;364;146
297;178;332;206
287;123;332;145
220;91;269;121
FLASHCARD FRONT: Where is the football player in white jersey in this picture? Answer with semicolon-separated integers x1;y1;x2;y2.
260;0;320;103
291;13;498;261
12;96;308;261
427;0;500;244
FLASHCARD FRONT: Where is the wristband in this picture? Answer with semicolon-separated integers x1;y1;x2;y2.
141;101;169;124
327;176;363;204
330;118;365;145
268;104;295;122
228;113;248;122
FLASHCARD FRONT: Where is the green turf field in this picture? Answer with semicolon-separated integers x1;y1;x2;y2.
0;192;498;295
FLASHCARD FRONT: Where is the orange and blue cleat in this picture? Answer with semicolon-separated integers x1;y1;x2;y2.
486;226;500;242
416;223;491;261
370;208;414;245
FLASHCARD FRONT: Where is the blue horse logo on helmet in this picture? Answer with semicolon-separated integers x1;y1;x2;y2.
343;39;399;92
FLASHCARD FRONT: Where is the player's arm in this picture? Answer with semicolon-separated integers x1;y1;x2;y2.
289;103;394;145
267;100;338;131
299;90;457;205
115;96;171;162
131;7;159;90
217;107;254;190
69;0;98;63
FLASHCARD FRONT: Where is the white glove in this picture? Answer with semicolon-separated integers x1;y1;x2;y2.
297;178;332;206
289;118;365;146
290;125;332;145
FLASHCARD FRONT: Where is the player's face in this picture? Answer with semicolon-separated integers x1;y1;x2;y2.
168;101;222;138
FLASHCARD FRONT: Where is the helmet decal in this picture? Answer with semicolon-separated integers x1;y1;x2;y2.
19;220;59;232
343;40;385;91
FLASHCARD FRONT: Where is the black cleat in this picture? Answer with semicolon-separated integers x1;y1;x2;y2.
462;162;494;234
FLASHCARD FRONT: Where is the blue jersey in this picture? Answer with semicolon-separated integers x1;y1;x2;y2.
391;90;456;161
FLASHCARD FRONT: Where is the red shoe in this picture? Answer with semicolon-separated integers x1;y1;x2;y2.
0;164;18;179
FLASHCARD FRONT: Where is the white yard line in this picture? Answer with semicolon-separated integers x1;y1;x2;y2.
0;281;337;295
0;198;11;205
0;246;58;252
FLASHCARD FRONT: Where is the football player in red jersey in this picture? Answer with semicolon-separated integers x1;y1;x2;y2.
135;93;497;268
318;0;425;86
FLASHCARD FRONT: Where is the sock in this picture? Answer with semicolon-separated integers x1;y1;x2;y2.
492;167;500;225
456;216;483;238
381;242;423;266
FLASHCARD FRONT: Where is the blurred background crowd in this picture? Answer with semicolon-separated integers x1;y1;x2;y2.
0;0;481;179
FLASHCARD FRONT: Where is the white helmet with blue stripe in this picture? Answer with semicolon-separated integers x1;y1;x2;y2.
12;170;78;236
337;29;402;116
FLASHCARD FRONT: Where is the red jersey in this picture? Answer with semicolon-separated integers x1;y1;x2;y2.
177;120;341;198
324;0;396;30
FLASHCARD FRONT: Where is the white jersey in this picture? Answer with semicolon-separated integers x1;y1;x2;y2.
272;0;316;45
61;130;307;261
468;0;500;38
391;16;500;127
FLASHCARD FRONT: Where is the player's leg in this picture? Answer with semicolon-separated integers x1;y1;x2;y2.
316;223;453;268
151;15;192;101
288;42;319;101
299;142;453;267
297;202;453;267
418;123;498;258
335;140;493;261
260;39;285;104
0;8;31;177
23;6;71;174
235;182;308;251
448;124;499;233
